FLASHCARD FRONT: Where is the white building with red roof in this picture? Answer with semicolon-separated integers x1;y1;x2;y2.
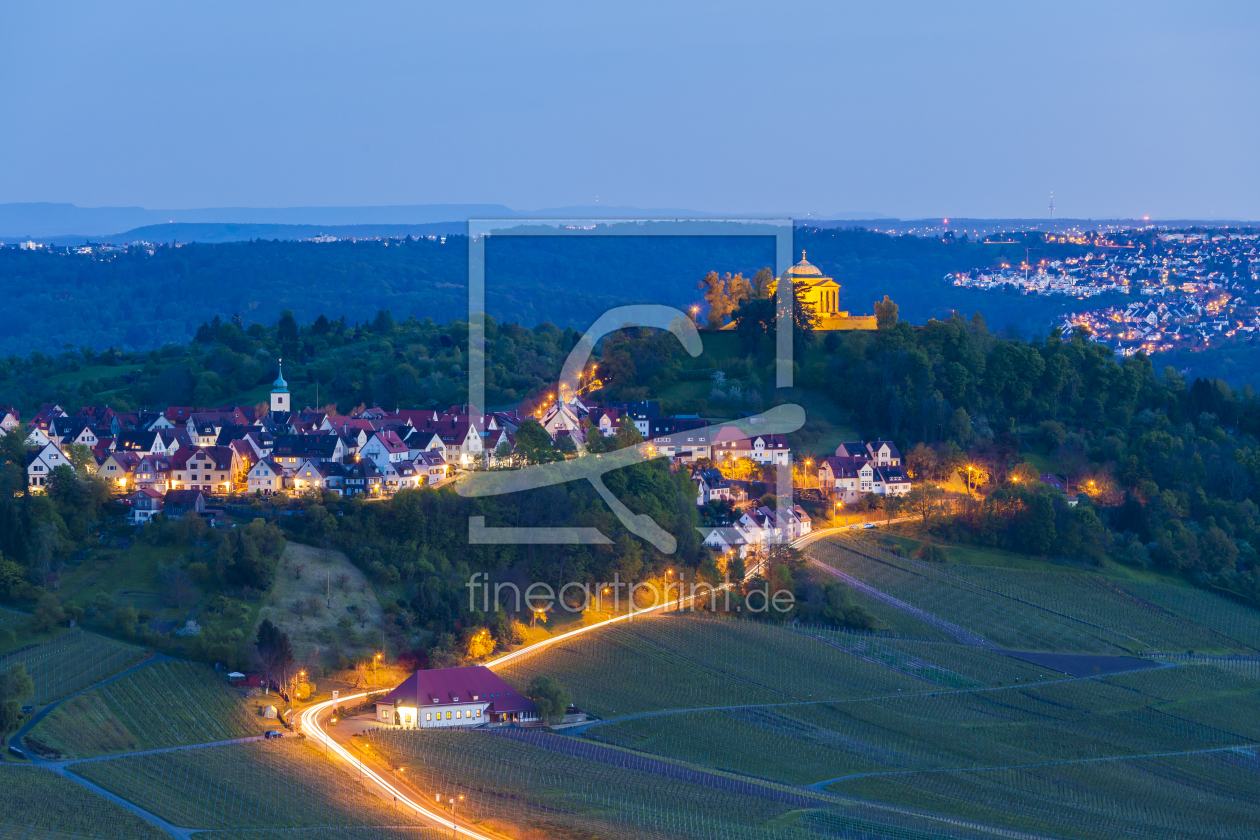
375;666;539;728
361;429;410;469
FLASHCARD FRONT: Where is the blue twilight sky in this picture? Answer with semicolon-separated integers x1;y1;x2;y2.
1;1;1257;220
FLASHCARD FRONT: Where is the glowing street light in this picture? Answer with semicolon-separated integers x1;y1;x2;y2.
436;793;465;840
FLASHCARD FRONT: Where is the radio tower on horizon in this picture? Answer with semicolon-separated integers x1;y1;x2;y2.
1048;191;1055;221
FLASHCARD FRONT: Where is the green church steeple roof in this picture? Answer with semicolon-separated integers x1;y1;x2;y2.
272;361;289;393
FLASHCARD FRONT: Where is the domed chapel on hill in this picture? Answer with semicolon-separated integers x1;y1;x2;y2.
779;252;877;331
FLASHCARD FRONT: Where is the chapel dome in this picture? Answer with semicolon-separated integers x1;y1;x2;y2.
788;251;823;277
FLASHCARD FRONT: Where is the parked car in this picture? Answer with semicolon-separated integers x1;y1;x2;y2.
20;705;35;714
863;523;877;529
264;730;283;739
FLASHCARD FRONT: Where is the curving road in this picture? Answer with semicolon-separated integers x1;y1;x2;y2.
295;525;921;838
297;585;708;839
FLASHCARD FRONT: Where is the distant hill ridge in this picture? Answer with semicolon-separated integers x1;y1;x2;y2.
39;222;468;246
3;202;897;241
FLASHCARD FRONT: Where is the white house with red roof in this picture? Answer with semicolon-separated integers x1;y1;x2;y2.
361;430;410;470
375;666;539;728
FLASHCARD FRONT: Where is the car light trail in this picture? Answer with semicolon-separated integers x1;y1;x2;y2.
299;589;701;836
299;694;496;840
301;524;868;834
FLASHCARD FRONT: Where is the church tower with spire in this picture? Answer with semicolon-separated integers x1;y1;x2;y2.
270;361;290;413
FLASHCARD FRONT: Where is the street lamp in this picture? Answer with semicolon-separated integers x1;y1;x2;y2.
437;793;465;840
392;766;405;812
373;652;381;687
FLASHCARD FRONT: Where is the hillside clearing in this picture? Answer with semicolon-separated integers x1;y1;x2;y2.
258;542;384;664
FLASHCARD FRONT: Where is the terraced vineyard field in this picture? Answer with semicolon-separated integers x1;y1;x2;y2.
831;749;1260;840
0;766;167;839
496;614;933;718
799;631;1074;689
589;663;1260;786
812;537;1260;654
0;628;144;704
366;727;998;840
28;660;265;758
473;534;1260;840
843;588;956;642
1116;580;1260;650
76;739;425;832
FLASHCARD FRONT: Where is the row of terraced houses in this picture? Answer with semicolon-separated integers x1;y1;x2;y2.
2;365;911;530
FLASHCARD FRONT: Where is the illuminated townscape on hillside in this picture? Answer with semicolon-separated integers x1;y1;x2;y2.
947;230;1259;355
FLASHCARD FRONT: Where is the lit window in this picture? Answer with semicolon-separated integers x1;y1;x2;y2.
455;710;461;719
426;712;431;721
445;711;451;720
